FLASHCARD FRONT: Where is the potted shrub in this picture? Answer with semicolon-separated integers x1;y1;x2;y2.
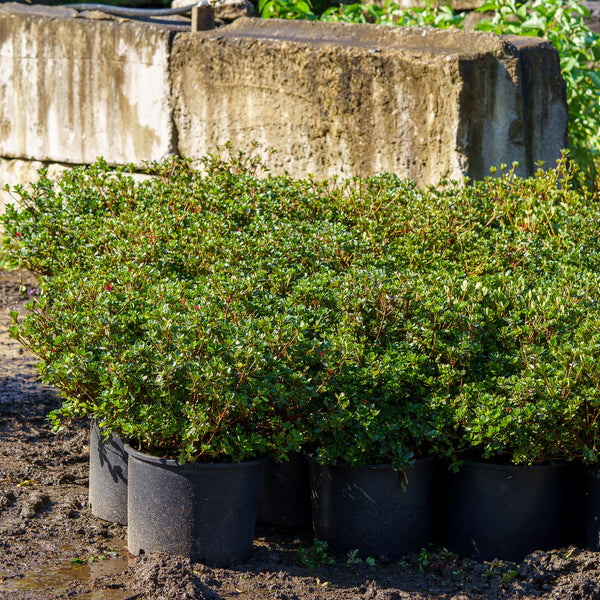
305;267;444;562
428;168;600;560
9;253;324;563
6;150;600;563
2;155;334;564
308;383;441;562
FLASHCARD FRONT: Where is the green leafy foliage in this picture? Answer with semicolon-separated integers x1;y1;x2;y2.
258;0;318;20
259;0;464;27
3;151;600;467
320;0;463;28
296;539;336;568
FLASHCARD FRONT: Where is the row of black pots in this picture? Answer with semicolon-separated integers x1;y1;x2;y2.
280;457;594;563
88;424;314;530
89;425;600;566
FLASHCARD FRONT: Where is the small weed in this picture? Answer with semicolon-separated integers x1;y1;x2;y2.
345;549;362;566
71;548;118;566
296;539;335;569
502;569;518;583
344;550;376;567
485;558;505;577
417;547;431;573
484;559;518;584
438;548;459;562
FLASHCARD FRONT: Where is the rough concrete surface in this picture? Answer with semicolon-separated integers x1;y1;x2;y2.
0;2;176;166
506;35;568;174
172;19;566;183
0;4;568;188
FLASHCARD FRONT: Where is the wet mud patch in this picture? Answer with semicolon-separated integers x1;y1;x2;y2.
2;268;600;600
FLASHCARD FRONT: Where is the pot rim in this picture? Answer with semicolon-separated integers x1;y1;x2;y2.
309;454;436;472
459;459;571;472
124;443;264;469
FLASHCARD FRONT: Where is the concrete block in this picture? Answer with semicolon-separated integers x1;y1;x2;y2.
171;18;567;184
0;3;176;166
0;5;567;185
507;35;568;171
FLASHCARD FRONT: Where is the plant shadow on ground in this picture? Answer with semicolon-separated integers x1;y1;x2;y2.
2;268;600;600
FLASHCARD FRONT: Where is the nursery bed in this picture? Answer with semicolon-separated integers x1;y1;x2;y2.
1;268;600;600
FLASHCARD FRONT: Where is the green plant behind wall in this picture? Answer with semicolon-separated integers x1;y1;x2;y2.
320;0;464;28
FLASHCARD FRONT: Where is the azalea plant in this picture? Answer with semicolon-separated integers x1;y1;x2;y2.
3;152;600;469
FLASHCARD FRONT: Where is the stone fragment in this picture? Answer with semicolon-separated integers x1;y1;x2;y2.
20;491;50;519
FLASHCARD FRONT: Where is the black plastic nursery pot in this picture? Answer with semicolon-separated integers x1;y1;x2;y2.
309;456;438;561
585;464;600;550
89;421;128;525
258;451;312;529
125;445;263;566
442;460;572;562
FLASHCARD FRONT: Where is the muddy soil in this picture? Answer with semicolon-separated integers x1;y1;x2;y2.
1;268;600;600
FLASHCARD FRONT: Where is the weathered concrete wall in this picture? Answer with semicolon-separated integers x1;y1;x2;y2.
0;3;567;196
507;35;568;175
0;3;176;166
172;19;566;183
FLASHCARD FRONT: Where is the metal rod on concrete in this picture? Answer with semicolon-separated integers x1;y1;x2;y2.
65;3;199;17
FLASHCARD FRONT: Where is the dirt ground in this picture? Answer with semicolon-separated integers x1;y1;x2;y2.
1;268;600;600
